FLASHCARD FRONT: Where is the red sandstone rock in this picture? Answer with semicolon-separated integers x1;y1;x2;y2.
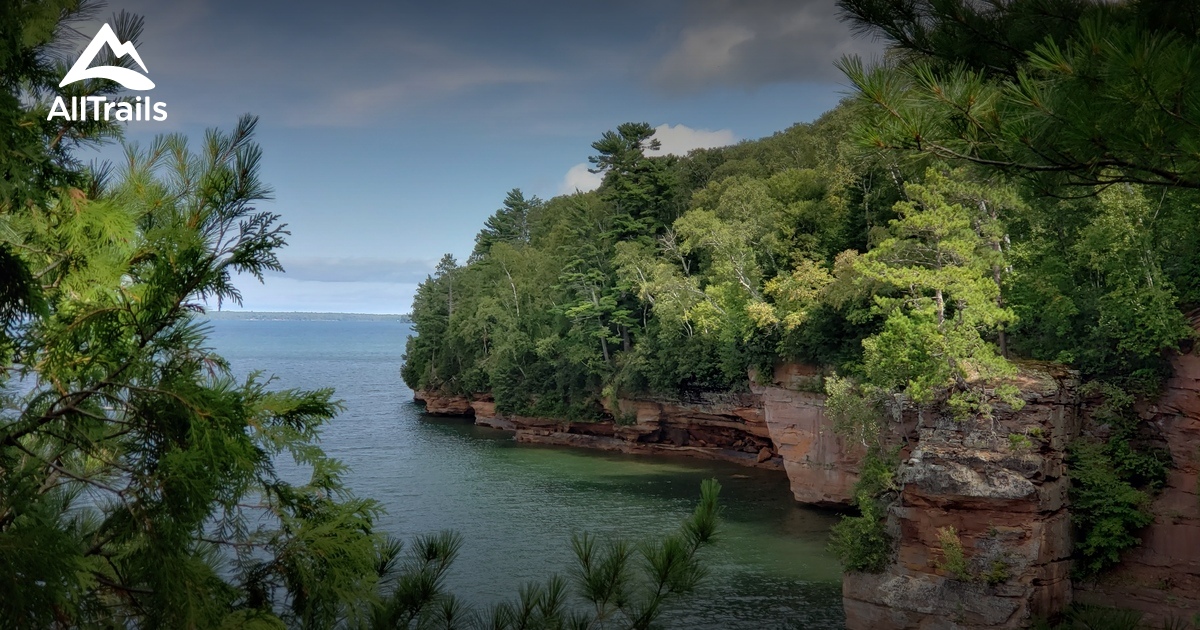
414;389;474;415
1074;348;1200;622
417;374;864;500
751;378;863;506
842;365;1078;630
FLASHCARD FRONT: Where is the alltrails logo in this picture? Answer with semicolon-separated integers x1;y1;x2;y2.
48;23;167;122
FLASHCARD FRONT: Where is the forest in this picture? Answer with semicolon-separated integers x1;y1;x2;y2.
404;0;1200;583
3;0;1200;627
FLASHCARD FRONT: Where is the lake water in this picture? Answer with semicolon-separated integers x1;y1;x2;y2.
207;318;845;628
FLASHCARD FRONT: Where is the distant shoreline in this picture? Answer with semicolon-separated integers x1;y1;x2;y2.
202;311;411;323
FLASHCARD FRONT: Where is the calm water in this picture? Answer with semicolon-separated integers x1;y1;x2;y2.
207;318;845;628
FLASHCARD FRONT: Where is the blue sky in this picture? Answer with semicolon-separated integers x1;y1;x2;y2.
78;0;880;313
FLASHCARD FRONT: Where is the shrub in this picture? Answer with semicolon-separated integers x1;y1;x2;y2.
830;447;898;573
830;493;893;573
1069;439;1156;576
935;526;971;579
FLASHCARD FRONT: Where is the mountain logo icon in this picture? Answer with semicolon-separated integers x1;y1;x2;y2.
60;23;154;90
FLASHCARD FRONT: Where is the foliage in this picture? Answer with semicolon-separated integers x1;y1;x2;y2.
0;99;388;624
838;0;1200;191
838;168;1024;418
983;559;1011;587
829;492;893;574
404;109;898;410
833;0;1200;578
935;526;970;580
824;373;888;449
470;189;539;261
1068;437;1158;577
1068;385;1171;578
389;0;1200;583
1009;433;1034;453
365;479;723;630
829;447;897;574
0;5;727;627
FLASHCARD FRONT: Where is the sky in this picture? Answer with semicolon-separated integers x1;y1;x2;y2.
72;0;882;313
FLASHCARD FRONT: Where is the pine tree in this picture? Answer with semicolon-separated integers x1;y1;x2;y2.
844;168;1019;409
470;189;539;261
838;0;1200;191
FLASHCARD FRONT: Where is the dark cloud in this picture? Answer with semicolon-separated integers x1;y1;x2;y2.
267;257;435;284
104;0;667;128
650;0;884;92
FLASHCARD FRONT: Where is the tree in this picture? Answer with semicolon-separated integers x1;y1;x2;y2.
0;109;389;626
837;0;1200;191
470;189;539;261
841;168;1019;410
589;123;680;239
3;5;726;627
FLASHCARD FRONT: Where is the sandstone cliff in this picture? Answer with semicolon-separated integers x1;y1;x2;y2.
843;366;1078;630
413;363;864;504
417;350;1200;627
753;363;867;506
415;387;783;469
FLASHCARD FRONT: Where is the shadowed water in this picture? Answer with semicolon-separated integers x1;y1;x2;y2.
207;318;845;629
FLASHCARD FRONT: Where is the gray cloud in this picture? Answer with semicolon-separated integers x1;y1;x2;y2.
650;0;883;92
267;257;436;284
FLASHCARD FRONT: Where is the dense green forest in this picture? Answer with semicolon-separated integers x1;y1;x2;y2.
405;0;1200;578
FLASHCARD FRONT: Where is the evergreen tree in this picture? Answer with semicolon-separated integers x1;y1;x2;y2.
470;189;538;261
589;123;680;240
838;0;1200;190
840;168;1019;410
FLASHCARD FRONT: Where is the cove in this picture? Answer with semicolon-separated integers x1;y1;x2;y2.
207;318;846;628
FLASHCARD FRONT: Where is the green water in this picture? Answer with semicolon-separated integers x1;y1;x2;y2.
208;319;846;628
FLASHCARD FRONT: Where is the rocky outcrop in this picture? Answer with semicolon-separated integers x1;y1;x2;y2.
1073;348;1200;622
843;365;1079;629
413;389;474;415
421;348;1200;627
753;363;865;506
415;389;785;470
412;366;870;501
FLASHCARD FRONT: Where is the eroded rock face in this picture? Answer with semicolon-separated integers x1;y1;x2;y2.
752;364;864;506
1074;349;1200;621
843;365;1079;630
412;367;867;496
416;390;785;470
413;389;474;416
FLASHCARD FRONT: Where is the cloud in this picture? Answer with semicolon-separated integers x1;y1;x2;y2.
221;277;418;314
102;1;566;128
267;257;436;284
284;58;561;128
558;163;604;195
646;123;737;156
651;0;883;92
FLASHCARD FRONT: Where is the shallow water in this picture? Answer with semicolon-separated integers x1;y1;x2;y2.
207;318;845;628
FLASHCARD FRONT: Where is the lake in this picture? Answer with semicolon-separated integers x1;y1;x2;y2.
207;318;845;629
